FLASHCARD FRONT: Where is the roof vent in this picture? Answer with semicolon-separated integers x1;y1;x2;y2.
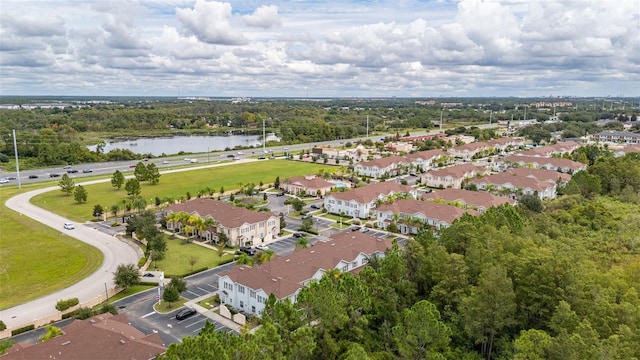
119;340;126;345
285;259;290;262
310;250;315;253
61;341;71;346
272;278;278;282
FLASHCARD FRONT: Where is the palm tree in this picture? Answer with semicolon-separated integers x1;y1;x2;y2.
110;204;120;219
132;196;147;214
255;249;275;265
295;237;309;249
323;268;342;284
236;253;254;266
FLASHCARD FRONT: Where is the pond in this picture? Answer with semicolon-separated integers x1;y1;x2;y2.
88;134;277;156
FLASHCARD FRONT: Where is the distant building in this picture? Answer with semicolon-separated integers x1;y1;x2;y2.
592;131;640;144
471;173;557;200
422;163;490;189
2;313;165;360
496;155;587;174
324;182;417;219
422;188;516;213
282;174;335;196
217;232;394;316
374;199;478;232
506;167;572;184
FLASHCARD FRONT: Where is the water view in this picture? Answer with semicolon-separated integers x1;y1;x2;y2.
88;134;266;156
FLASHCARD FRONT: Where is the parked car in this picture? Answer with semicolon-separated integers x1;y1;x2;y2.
82;169;93;173
49;173;61;178
63;222;75;230
175;308;197;320
360;227;370;233
257;156;266;160
239;246;256;256
302;213;313;219
310;204;320;209
293;233;303;238
276;191;285;197
351;226;361;232
256;244;269;250
29;175;38;179
142;273;155;278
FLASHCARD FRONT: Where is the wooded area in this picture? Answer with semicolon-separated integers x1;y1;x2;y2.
158;154;640;359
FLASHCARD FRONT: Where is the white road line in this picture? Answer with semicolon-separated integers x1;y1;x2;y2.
187;290;201;297
184;318;207;328
141;311;157;318
197;287;209;292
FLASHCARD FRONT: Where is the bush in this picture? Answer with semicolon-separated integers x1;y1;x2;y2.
62;307;94;320
0;320;5;331
99;303;118;315
0;340;15;355
111;222;121;227
166;267;208;278
11;324;35;336
55;298;79;311
138;257;148;268
218;257;235;266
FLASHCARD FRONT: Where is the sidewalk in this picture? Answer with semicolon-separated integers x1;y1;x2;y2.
185;294;244;333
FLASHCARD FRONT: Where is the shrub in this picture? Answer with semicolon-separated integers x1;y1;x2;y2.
0;340;15;355
55;298;79;311
0;320;5;331
99;303;118;315
11;325;35;336
138;257;148;268
62;307;94;320
166;267;208;278
219;258;235;266
111;222;121;227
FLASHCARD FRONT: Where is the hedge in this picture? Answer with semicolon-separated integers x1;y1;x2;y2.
11;324;35;336
166;267;208;278
55;298;79;311
138;257;147;268
218;258;235;266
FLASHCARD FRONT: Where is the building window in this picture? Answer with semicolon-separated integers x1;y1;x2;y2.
250;290;256;298
240;301;244;308
252;306;256;313
237;285;245;294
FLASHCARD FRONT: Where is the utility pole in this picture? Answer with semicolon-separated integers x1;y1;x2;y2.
366;115;369;138
13;129;21;189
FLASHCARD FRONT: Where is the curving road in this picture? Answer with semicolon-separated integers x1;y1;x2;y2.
0;159;264;329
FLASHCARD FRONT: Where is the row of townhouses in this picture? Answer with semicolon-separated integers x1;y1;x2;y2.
446;137;526;160
353;149;448;179
217;232;393;316
323;182;418;219
164;199;280;247
592;131;640;144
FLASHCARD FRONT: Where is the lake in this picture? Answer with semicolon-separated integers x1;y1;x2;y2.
88;134;270;156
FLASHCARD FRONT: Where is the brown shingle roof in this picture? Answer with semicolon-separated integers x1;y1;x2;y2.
219;232;393;299
165;198;274;228
405;149;448;161
375;199;478;224
472;172;555;191
504;155;585;170
3;313;165;360
506;167;572;183
285;175;334;189
425;163;487;178
357;156;405;169
422;188;516;209
328;182;414;203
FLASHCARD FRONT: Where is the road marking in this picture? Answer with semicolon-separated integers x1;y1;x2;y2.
206;284;216;289
185;318;206;328
141;311;157;318
197;287;209;293
187;290;201;297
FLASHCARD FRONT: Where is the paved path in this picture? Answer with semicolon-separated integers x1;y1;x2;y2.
1;158;259;329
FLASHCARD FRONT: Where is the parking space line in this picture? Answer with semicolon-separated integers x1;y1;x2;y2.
141;311;157;318
187;290;201;297
197;287;210;293
184;318;207;328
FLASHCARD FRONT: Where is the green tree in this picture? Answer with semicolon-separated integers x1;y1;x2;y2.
393;300;451;359
125;178;141;197
59;173;75;196
73;184;87;203
512;329;553;360
113;263;139;290
274;176;281;189
461;265;516;360
111;170;125;190
134;162;148;181
295;237;309;249
167;277;187;294
92;204;104;218
38;325;63;343
162;286;179;307
518;193;543;212
131;196;147;213
147;163;161;184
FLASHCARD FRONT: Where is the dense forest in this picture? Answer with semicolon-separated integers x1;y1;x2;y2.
156;153;640;359
1;97;636;169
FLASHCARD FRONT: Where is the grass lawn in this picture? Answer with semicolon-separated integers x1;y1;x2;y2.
197;295;219;310
31;160;334;222
151;236;235;276
154;297;188;313
0;185;103;310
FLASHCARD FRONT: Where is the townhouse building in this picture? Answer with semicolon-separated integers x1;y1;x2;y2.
164;199;280;247
447;142;490;160
593;131;640;144
405;149;449;171
422;188;516;212
217;232;393;316
324;182;417;219
282;174;335;196
471;173;557;200
374;199;478;233
497;155;587;174
506;167;572;184
354;156;405;178
422;163;490;189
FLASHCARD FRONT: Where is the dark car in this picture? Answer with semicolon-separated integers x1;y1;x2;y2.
293;233;303;238
176;308;197;320
310;204;320;209
351;226;361;232
49;173;61;178
82;169;93;173
239;246;256;256
276;191;285;196
29;175;38;179
142;273;155;277
227;154;235;158
67;169;78;174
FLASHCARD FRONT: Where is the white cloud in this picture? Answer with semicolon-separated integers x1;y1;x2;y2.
242;5;281;28
176;0;248;45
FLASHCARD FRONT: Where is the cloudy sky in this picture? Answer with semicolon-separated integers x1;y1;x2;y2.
1;0;638;97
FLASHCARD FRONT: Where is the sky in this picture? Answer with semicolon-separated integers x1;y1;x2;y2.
0;0;639;98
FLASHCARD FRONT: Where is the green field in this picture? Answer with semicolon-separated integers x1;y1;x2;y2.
0;186;103;310
1;160;333;310
32;160;333;222
151;236;235;276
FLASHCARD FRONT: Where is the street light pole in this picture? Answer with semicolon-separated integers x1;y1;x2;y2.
12;130;21;189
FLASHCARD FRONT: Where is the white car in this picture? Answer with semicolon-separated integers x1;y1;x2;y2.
63;222;75;230
0;178;9;184
237;151;244;155
256;244;269;250
162;160;170;164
